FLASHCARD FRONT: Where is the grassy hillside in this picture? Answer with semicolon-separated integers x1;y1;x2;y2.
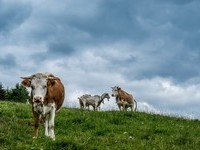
1;101;200;150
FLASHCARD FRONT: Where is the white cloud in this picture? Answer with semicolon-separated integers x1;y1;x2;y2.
1;0;200;119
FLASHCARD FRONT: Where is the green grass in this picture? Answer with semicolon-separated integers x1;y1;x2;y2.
1;101;200;149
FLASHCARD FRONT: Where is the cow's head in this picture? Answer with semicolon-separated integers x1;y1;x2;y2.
21;73;57;114
111;86;120;97
102;93;110;101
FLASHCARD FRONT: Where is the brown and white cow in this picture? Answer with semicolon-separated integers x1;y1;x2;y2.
21;72;65;140
111;86;137;111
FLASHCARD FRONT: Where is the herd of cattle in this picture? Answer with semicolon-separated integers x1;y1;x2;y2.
20;72;137;140
78;87;137;112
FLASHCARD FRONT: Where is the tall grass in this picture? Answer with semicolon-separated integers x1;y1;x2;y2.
1;101;200;149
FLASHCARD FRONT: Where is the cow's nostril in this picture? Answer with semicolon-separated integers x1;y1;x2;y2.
34;96;42;103
34;100;40;103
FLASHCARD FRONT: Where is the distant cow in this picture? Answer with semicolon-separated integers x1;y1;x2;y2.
111;86;137;111
78;94;91;109
21;73;65;140
26;99;30;104
78;93;110;111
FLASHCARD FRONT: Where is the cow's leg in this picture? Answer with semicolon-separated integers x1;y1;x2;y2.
123;104;126;111
33;113;40;138
94;103;98;111
118;104;122;111
95;105;98;111
130;105;133;111
44;114;49;137
134;100;137;111
48;103;56;140
92;105;95;111
83;102;86;110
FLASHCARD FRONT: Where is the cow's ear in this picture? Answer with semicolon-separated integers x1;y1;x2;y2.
118;87;121;90
21;79;31;87
48;78;56;86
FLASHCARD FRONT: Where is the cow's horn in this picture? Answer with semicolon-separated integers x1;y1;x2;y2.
48;76;57;80
20;75;33;79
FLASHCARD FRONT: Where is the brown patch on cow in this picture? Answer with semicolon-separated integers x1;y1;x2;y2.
45;78;65;111
117;88;133;104
21;78;31;87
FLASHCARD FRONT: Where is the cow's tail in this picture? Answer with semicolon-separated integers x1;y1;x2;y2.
134;99;137;111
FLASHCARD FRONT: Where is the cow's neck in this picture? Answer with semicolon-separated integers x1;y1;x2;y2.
117;90;124;100
98;97;104;105
116;96;120;102
43;103;55;115
33;102;55;116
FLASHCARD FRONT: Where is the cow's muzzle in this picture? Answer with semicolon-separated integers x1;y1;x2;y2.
33;96;43;103
33;96;44;114
33;102;44;114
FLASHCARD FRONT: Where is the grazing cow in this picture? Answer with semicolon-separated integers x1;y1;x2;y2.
78;94;91;109
111;86;137;111
78;93;110;111
21;72;65;140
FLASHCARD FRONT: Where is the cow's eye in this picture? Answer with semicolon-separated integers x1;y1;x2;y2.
43;85;47;88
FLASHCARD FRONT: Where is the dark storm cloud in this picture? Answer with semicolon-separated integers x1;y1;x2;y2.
162;0;197;5
0;0;31;33
0;54;17;69
105;0;200;83
1;0;199;84
31;42;75;63
48;42;75;56
130;0;200;48
68;0;149;43
121;48;200;82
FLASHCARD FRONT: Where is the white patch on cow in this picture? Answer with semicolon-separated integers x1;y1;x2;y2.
43;103;54;115
45;117;49;137
31;74;48;103
33;102;43;114
48;102;56;140
33;102;54;115
111;86;119;97
43;102;56;140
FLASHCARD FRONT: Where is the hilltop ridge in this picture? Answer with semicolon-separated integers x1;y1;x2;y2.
0;101;200;149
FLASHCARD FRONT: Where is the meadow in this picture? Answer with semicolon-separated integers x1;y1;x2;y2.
1;101;200;150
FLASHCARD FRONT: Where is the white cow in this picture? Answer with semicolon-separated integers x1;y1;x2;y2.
78;93;110;111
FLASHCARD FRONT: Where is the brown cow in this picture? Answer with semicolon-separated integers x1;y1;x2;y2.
111;86;137;111
21;72;65;140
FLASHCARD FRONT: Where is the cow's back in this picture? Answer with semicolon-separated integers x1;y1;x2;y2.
46;79;65;111
118;89;133;104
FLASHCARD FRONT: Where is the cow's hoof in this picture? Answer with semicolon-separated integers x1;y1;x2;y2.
51;137;55;141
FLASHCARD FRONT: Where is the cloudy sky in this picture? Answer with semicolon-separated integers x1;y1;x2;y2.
1;0;200;119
